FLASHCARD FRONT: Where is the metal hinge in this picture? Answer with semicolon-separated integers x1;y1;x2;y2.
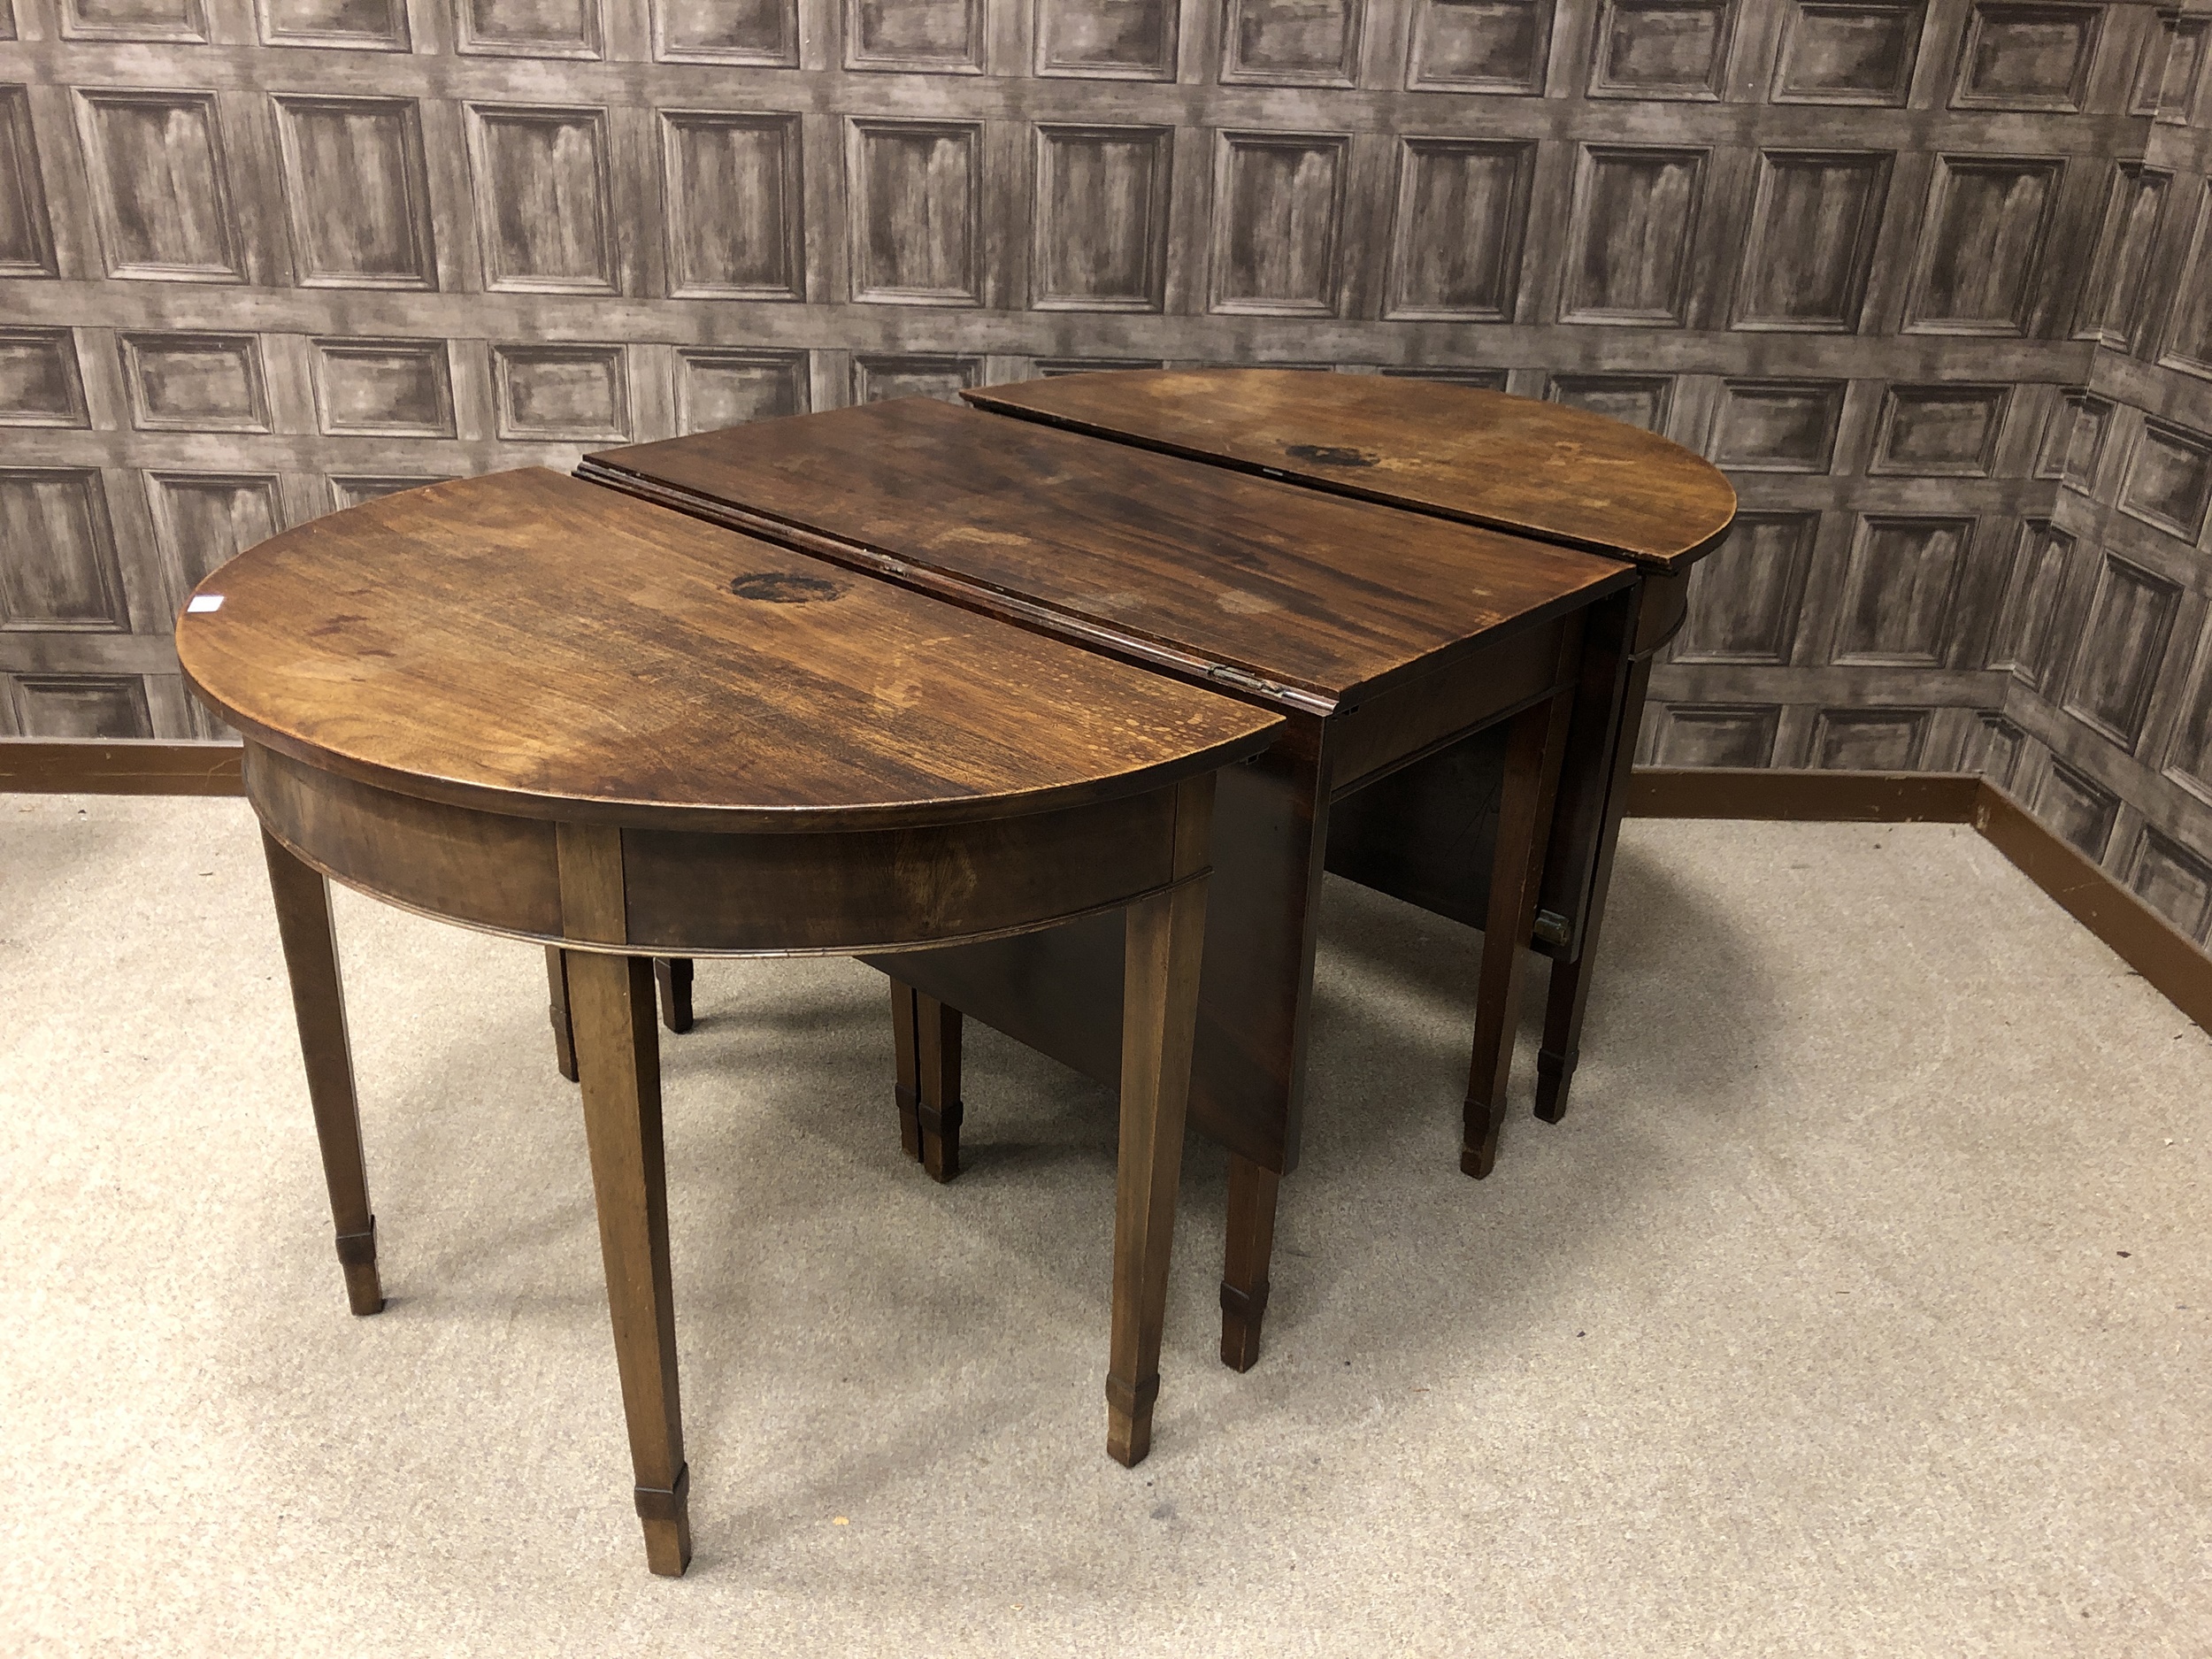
1203;664;1336;717
1532;910;1572;948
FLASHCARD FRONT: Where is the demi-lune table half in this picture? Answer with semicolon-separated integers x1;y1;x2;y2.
962;368;1738;1126
578;390;1647;1370
173;467;1281;1576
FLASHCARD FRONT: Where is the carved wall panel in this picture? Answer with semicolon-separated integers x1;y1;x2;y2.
1813;707;1930;769
849;0;982;70
1953;2;2101;110
1561;146;1704;325
676;348;810;429
662;111;803;298
854;352;979;403
495;344;631;440
75;90;242;281
1771;1;1924;104
1211;132;1347;315
1224;0;1363;84
119;334;269;432
1867;384;2010;476
1548;372;1671;432
1037;0;1177;76
2060;553;2178;749
258;0;411;50
1833;515;1974;666
1732;150;1888;332
466;104;617;293
1589;0;1737;99
1986;518;2074;688
652;0;795;62
2034;756;2120;857
0;469;127;630
2078;160;2168;346
0;84;54;275
1706;380;1844;472
2128;827;2212;936
145;474;283;602
1904;154;2064;334
63;0;209;42
311;340;456;437
849;119;981;304
2161;180;2212;373
10;674;152;738
1386;139;1530;320
1407;0;1549;89
1033;125;1170;310
460;0;604;56
273;96;435;288
1671;513;1816;665
2117;415;2212;537
1646;702;1781;766
0;327;87;425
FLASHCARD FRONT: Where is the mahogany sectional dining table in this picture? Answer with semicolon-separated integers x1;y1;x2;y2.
575;370;1735;1372
179;369;1732;1578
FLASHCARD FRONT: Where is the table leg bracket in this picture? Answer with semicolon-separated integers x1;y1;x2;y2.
1105;1371;1160;1467
1460;1105;1502;1181
916;1096;964;1185
333;1217;383;1316
634;1463;690;1523
633;1463;693;1578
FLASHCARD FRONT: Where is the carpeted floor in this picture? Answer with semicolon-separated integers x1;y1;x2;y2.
3;794;2208;1656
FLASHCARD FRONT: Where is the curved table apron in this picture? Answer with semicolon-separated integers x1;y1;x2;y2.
180;467;1281;1578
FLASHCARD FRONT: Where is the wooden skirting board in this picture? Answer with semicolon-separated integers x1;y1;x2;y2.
0;740;243;795
1625;766;1983;823
5;742;2207;1034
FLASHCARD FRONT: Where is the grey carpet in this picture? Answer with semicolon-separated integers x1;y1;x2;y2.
3;795;2207;1655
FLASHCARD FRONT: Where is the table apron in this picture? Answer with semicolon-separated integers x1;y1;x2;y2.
1327;615;1569;801
244;742;1205;957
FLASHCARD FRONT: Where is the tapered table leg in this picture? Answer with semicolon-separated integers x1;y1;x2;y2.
260;830;384;1316
888;979;964;1180
654;958;695;1033
1463;687;1575;1180
1535;649;1654;1125
547;946;579;1084
1107;874;1208;1467
890;979;924;1162
1219;1154;1279;1371
1536;955;1590;1125
566;948;691;1578
915;992;963;1184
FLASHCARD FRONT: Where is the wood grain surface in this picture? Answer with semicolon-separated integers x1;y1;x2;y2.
175;467;1278;830
585;396;1632;707
963;369;1738;572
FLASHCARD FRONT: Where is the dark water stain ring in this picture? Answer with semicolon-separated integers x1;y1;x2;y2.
1283;443;1380;468
730;572;849;603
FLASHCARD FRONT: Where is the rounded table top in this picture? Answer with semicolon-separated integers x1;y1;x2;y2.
177;468;1282;832
964;368;1737;572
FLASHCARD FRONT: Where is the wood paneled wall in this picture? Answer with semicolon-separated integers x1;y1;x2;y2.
0;0;2190;951
1984;2;2212;952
